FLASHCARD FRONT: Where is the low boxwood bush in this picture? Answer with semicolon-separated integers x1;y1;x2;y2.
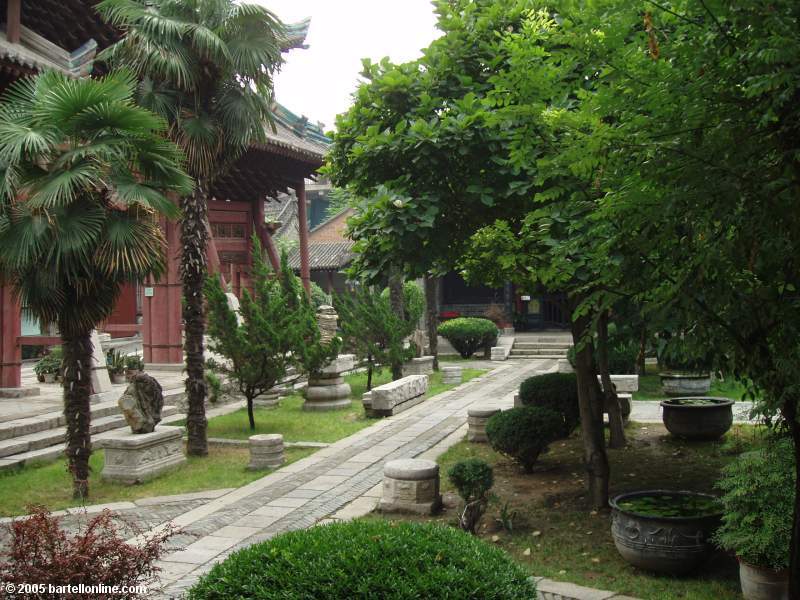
518;373;579;437
714;438;794;570
448;458;494;503
439;317;498;358
188;520;536;599
485;406;563;472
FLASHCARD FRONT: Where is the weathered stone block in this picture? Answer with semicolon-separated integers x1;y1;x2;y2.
598;374;639;393
380;459;441;515
467;407;501;443
248;434;285;470
118;373;164;434
402;356;434;376
318;354;355;376
491;346;507;361
303;381;352;412
101;426;185;484
370;375;428;416
441;366;462;385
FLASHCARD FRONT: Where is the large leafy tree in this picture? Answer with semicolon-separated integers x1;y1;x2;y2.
0;71;192;498
97;0;285;456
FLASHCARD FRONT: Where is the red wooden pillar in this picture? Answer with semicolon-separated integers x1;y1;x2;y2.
296;180;311;295
0;285;21;388
142;218;183;364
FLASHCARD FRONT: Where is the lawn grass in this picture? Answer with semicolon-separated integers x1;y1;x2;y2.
0;445;316;517
370;422;767;600
200;367;486;443
633;363;753;402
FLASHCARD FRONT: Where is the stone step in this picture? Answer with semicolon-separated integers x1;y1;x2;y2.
0;400;123;442
0;405;178;459
510;348;569;356
512;342;572;350
508;353;566;360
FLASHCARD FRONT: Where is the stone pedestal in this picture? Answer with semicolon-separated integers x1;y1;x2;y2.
402;356;434;376
490;346;507;361
513;394;522;408
441;366;462;385
380;459;441;515
303;354;354;411
467;407;501;442
248;434;284;470
89;330;112;395
101;426;185;484
254;382;291;408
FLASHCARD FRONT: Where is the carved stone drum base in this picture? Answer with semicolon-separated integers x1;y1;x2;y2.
101;426;185;484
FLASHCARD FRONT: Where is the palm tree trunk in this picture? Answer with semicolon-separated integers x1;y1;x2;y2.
61;328;93;499
181;181;209;456
424;274;439;371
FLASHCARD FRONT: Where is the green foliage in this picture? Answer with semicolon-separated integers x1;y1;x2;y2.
657;335;712;374
124;354;144;372
310;282;331;309
447;458;494;504
188;520;536;600
518;373;579;437
485;406;563;472
204;241;340;428
438;317;497;359
204;370;222;405
34;350;62;376
105;350;126;376
0;70;191;340
714;438;794;570
380;281;425;324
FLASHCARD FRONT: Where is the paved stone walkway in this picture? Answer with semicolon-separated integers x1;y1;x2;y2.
138;359;554;598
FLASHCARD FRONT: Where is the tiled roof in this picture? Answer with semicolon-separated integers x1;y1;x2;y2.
288;241;354;271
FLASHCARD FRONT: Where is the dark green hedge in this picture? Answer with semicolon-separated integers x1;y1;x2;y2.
439;317;498;358
188;520;536;600
518;373;579;437
485;406;563;472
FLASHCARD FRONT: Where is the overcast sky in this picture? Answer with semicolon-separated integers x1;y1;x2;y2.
256;1;440;132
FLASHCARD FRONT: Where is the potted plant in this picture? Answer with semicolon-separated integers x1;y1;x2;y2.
660;397;734;440
610;489;722;574
714;439;792;600
34;352;61;384
657;335;712;396
124;354;145;381
106;350;126;384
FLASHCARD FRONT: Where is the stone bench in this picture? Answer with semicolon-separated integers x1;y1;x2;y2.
248;433;284;469
402;356;434;376
366;375;428;417
598;374;639;393
467;407;500;442
441;366;462;385
380;458;441;515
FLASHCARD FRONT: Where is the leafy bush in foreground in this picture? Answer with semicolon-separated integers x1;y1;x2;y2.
518;373;579;437
188;520;535;599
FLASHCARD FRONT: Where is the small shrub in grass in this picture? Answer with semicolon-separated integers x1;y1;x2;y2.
439;317;498;359
188;520;535;600
485;406;563;472
448;459;494;533
0;506;174;598
518;373;579;437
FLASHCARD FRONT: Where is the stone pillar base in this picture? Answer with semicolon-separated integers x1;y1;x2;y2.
380;459;441;515
248;434;284;469
101;426;185;484
0;387;40;399
467;407;501;443
302;354;354;412
441;366;462;385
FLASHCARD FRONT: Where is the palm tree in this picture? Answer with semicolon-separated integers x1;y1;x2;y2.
97;0;286;456
0;70;192;499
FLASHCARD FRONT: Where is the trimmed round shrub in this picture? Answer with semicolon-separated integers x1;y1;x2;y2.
518;373;579;437
439;317;498;358
188;520;536;600
714;438;794;570
485;406;563;472
448;458;494;503
607;338;639;375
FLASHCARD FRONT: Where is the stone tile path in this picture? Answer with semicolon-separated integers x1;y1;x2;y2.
140;359;555;598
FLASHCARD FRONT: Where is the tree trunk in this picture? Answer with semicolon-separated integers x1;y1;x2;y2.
181;181;209;456
61;328;93;500
247;396;256;431
636;325;647;375
389;269;405;381
367;355;373;391
785;402;800;599
424;274;439;371
597;312;626;449
571;309;610;510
